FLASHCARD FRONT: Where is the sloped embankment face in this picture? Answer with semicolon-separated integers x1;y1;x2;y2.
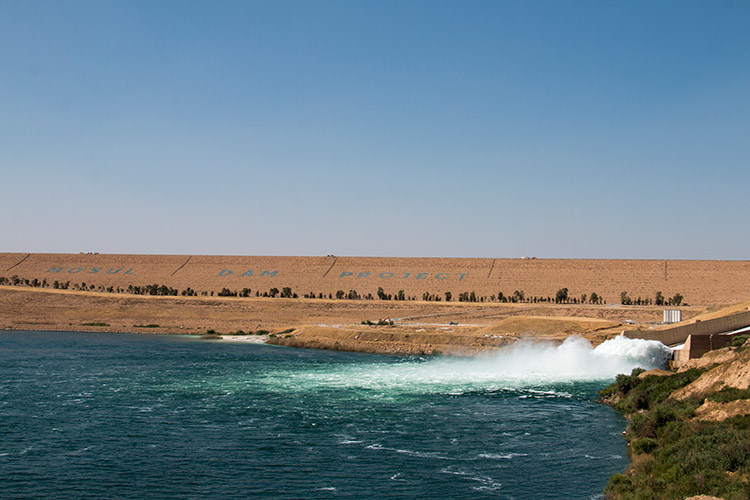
672;347;750;401
3;253;750;305
671;343;750;422
0;253;30;272
693;399;750;422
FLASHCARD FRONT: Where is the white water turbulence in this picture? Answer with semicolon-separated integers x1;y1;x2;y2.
258;335;672;396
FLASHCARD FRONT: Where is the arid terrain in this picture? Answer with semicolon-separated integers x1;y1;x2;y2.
3;252;750;355
3;253;750;305
0;284;709;355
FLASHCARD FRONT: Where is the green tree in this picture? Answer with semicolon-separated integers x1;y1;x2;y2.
620;291;632;305
445;291;452;302
555;287;569;303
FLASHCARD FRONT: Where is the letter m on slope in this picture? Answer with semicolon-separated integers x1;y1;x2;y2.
47;267;64;273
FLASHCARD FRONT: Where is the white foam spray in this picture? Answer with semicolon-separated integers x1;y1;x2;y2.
256;335;671;395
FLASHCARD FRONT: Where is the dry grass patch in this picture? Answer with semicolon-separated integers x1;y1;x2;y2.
478;315;621;338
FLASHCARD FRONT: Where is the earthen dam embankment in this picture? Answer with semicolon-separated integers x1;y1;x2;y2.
2;253;750;306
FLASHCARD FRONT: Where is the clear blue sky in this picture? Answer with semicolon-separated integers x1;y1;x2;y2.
1;0;748;259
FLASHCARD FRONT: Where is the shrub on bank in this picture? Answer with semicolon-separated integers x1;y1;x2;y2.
730;334;750;348
361;319;394;326
601;367;705;414
601;368;750;499
708;387;750;403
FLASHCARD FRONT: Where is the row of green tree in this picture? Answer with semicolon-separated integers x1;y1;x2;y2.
218;287;297;298
0;275;48;287
0;274;685;307
620;291;684;306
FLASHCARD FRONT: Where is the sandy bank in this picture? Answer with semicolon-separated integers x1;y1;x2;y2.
0;285;711;355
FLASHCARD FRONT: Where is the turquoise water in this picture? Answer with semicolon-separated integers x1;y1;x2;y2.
0;331;635;499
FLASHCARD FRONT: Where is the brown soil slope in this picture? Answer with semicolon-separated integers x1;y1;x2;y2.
0;285;672;335
3;253;750;306
672;347;750;400
0;285;703;355
478;316;620;337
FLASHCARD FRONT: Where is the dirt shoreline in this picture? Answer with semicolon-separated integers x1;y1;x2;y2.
0;285;714;355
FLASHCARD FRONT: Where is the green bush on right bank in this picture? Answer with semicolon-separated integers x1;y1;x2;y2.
730;334;750;349
708;387;750;403
600;367;706;414
601;368;750;500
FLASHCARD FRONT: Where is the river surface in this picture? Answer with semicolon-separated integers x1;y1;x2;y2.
0;331;640;499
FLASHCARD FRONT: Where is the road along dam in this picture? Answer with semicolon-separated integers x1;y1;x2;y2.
2;253;750;306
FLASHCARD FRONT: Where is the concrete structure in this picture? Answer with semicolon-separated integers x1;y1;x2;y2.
628;310;750;363
672;334;739;365
663;309;682;324
626;310;750;346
